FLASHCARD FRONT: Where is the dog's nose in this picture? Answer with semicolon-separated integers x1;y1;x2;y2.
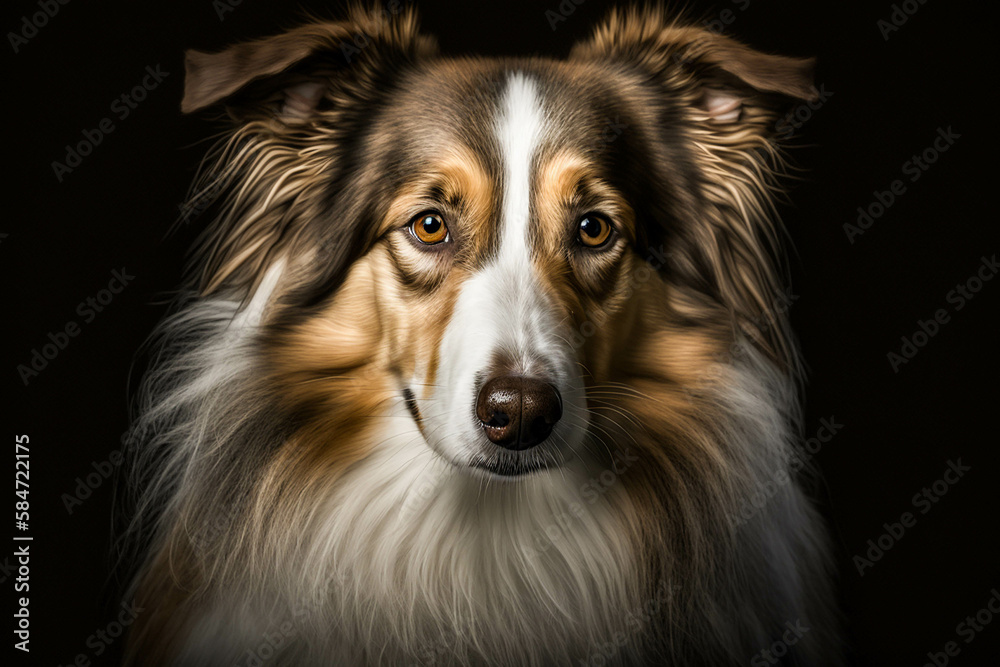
476;376;562;450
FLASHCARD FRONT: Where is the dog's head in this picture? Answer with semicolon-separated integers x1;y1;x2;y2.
180;5;815;481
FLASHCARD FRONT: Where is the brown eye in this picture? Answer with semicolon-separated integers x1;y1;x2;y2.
410;213;449;245
578;214;613;248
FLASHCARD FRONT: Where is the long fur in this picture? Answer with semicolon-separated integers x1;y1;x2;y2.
122;5;839;665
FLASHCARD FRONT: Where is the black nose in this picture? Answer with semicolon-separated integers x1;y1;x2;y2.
476;376;562;450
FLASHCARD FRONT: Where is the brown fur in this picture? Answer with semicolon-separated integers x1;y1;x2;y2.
125;5;837;665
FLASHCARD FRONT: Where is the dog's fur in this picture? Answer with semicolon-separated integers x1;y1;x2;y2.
123;5;839;665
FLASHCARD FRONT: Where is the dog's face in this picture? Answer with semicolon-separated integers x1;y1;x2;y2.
291;62;661;479
180;7;816;482
125;10;836;662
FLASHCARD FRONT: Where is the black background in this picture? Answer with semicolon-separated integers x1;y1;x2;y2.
5;0;997;664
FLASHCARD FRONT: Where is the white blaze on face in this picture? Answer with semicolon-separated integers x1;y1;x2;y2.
420;73;588;465
496;73;543;274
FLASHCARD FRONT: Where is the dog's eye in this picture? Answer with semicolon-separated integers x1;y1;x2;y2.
409;213;450;245
578;214;613;248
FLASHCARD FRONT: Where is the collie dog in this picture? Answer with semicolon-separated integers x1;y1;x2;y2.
124;5;839;665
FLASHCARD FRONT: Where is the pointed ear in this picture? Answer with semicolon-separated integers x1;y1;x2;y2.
571;9;817;372
570;7;816;128
181;7;437;120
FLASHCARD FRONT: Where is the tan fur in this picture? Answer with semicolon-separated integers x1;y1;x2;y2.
125;5;838;665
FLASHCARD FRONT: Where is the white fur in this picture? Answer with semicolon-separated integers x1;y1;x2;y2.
128;77;835;667
272;74;630;663
132;282;831;665
422;73;588;473
126;261;285;533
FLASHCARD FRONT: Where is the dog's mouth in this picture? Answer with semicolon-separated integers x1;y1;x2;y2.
400;386;423;432
468;453;552;478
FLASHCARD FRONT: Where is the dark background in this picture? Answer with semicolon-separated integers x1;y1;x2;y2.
5;0;996;664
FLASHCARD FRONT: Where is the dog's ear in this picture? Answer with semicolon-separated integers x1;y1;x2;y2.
570;7;816;127
181;6;437;120
179;7;437;297
572;9;817;372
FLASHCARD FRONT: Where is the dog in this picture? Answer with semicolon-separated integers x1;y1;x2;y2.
123;5;839;665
